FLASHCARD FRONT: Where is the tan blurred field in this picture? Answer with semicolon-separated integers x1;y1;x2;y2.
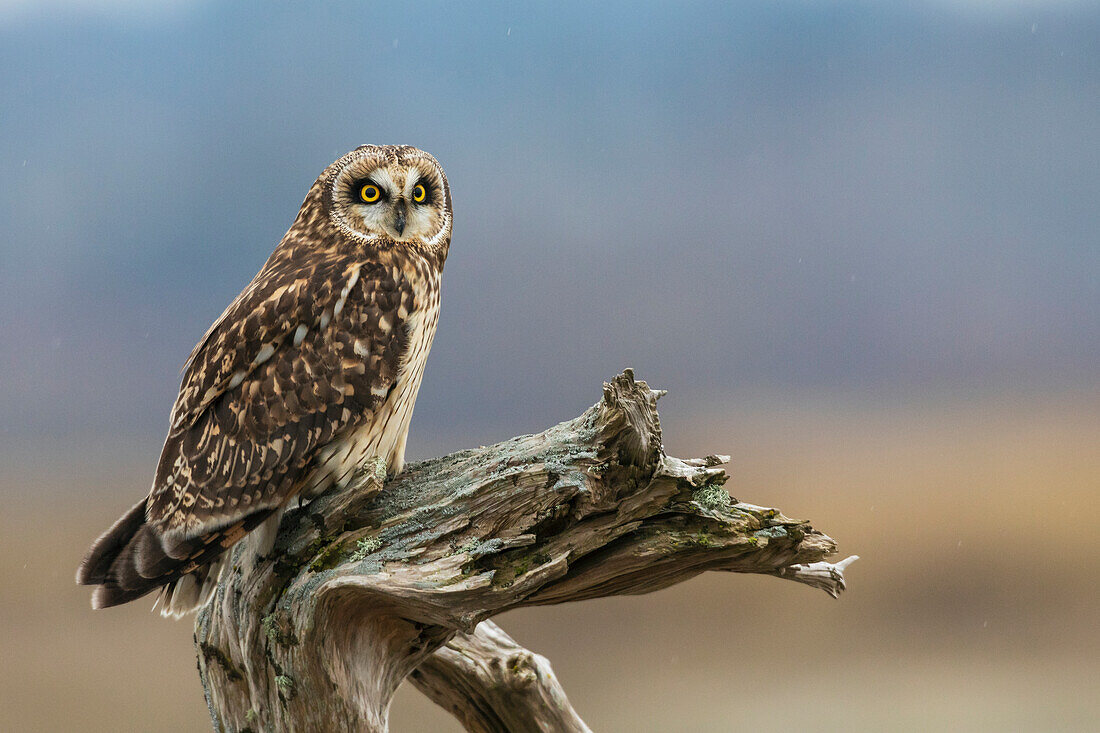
2;390;1098;732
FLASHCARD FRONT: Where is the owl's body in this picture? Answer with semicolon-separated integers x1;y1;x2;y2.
77;145;452;617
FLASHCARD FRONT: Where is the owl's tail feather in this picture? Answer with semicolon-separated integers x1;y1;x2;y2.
76;497;211;612
76;497;177;609
78;499;280;616
153;561;221;618
151;507;285;617
75;497;148;586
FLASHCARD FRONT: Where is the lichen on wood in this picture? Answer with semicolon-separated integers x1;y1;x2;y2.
194;370;856;732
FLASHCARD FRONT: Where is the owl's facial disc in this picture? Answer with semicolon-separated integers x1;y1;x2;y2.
336;159;445;244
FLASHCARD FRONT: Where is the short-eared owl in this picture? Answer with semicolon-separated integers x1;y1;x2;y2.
77;145;452;617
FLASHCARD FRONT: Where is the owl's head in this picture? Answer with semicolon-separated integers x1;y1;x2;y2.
319;145;452;253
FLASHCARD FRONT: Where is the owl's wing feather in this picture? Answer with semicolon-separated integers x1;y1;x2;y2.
170;254;345;434
149;255;413;540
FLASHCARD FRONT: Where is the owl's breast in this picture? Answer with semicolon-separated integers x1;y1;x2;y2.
305;264;441;496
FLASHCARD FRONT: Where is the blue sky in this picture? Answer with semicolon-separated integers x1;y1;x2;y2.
1;1;1097;452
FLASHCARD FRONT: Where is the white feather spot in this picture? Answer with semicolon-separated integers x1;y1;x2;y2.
320;310;331;330
353;339;370;357
293;323;308;346
252;343;275;366
378;314;392;333
370;384;388;398
334;267;361;319
228;370;247;389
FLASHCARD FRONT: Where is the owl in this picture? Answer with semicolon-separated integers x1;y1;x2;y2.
77;145;452;617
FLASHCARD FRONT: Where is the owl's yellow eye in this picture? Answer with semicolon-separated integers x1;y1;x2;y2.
359;183;382;203
412;183;427;203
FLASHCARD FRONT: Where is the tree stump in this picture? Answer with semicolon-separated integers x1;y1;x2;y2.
194;370;856;731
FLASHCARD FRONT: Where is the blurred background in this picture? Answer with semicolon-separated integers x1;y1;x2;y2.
1;1;1097;730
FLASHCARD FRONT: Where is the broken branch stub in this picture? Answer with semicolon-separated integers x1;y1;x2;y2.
194;369;854;732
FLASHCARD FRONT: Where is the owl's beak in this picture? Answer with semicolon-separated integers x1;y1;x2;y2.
392;201;407;236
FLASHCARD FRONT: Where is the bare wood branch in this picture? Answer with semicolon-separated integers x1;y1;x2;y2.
193;370;855;732
407;620;591;733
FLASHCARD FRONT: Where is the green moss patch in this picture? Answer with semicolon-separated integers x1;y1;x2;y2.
692;485;733;510
348;536;383;562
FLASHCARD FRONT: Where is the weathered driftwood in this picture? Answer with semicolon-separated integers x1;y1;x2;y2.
406;620;591;733
194;370;855;732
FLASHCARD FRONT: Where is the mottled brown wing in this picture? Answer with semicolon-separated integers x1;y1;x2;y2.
147;254;413;545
